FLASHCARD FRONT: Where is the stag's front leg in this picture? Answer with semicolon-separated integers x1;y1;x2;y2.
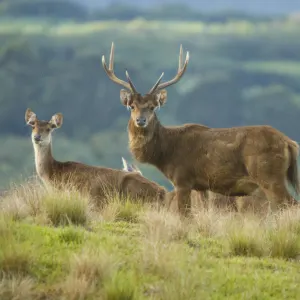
176;187;192;217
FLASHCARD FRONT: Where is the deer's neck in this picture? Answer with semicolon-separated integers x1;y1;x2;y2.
128;115;167;167
33;142;55;183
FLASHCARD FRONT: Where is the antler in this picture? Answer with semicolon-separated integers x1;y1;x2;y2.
148;44;189;94
102;42;137;93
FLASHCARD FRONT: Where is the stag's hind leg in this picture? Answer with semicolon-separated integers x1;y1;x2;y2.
249;152;297;211
175;187;192;217
261;183;296;212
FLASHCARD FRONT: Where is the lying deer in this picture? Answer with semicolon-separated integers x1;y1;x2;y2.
121;156;213;212
102;42;299;216
25;108;168;205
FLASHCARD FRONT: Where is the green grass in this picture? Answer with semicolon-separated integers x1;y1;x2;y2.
1;183;300;299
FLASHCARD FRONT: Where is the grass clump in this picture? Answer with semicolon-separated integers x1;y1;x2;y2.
103;271;137;300
101;195;144;223
43;188;91;226
226;217;266;257
0;216;32;276
268;228;300;259
57;226;85;244
228;228;265;257
0;240;32;276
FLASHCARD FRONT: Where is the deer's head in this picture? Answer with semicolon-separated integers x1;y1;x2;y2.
25;108;63;146
102;43;189;128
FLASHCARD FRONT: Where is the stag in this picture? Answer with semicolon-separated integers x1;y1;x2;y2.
102;42;299;216
25;108;168;205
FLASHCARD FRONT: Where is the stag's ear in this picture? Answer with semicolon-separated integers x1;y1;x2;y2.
120;89;132;106
49;113;63;129
25;108;36;126
155;89;167;106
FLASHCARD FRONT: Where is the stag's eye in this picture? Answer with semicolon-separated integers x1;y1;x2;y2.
150;106;155;111
130;105;135;110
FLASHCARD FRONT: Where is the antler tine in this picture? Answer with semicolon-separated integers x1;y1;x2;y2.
148;72;164;94
178;44;183;72
150;45;190;93
125;70;138;94
102;42;132;91
109;42;114;70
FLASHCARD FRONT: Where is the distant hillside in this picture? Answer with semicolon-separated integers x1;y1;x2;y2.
73;0;300;16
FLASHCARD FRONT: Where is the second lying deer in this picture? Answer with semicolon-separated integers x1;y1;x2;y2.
25;108;168;206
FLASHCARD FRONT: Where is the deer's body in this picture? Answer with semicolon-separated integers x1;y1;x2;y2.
102;43;299;215
129;117;298;196
26;109;167;204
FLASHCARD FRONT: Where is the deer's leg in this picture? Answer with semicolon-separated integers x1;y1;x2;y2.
164;190;178;212
260;182;297;211
176;187;192;217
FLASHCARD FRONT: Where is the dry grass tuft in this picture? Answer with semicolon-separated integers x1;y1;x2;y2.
0;180;94;227
61;276;96;300
0;178;45;221
0;275;35;300
69;248;116;282
60;247;118;299
266;208;300;259
139;208;188;242
193;205;234;238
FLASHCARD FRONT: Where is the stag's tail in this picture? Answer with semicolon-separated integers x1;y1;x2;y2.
287;142;300;196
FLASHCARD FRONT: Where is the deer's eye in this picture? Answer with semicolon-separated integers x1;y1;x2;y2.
130;106;135;110
150;106;155;111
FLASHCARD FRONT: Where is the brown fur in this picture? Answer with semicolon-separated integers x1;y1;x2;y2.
102;44;299;216
128;110;299;215
25;108;168;206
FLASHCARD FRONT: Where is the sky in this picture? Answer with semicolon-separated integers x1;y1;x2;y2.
73;0;300;16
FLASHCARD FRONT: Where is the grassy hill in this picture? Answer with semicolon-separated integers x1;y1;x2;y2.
1;181;300;299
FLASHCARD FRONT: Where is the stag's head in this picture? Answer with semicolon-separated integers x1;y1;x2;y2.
25;108;63;146
102;43;189;128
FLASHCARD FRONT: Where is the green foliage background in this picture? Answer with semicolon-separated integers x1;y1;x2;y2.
1;0;300;189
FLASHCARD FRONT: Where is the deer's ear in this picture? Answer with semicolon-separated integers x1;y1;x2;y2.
120;89;132;106
49;113;63;129
25;108;36;126
155;89;167;106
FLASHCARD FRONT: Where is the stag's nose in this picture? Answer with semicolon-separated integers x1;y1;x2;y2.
136;117;146;127
33;134;41;142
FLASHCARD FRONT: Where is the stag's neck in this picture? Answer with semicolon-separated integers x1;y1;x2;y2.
128;115;167;167
33;142;55;183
